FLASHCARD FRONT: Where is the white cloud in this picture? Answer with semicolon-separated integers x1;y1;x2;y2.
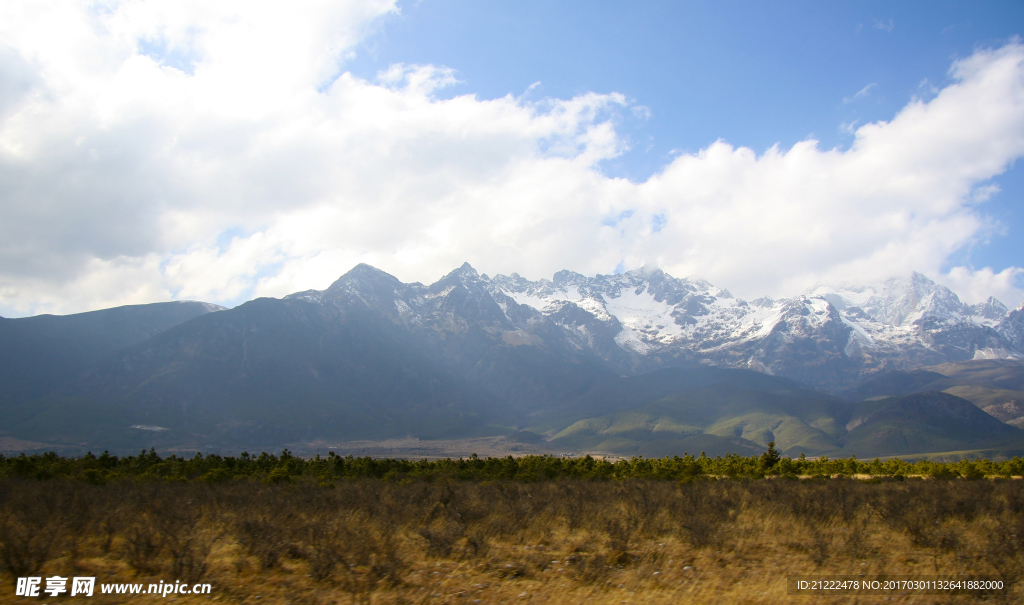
917;78;940;97
631;105;652;120
940;266;1024;306
969;183;1001;204
629;42;1024;306
873;18;895;33
1;2;1023;316
842;83;876;104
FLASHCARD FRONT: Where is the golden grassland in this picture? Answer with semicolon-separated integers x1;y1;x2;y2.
0;477;1021;604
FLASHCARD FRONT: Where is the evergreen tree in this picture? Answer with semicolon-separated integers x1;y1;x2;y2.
759;441;781;473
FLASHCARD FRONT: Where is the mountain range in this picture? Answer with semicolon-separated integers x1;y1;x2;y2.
489;267;1022;387
1;263;1023;459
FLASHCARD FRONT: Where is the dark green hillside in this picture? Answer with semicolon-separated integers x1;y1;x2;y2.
0;264;620;450
838;392;1024;457
928;359;1024;391
838;360;1024;432
840;368;954;402
840;360;1024;402
548;368;849;457
941;385;1024;427
540;366;810;428
547;370;1024;459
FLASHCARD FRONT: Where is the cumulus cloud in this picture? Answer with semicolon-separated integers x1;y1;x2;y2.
1;1;1023;316
628;42;1024;305
940;266;1024;307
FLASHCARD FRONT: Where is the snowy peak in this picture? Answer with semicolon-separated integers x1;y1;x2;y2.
807;273;1018;331
483;267;1022;385
998;304;1024;352
897;272;967;323
319;263;422;318
552;269;589;286
325;263;406;297
972;296;1010;322
447;261;481;282
428;263;493;300
285;264;1022;389
490;267;805;356
808;272;977;327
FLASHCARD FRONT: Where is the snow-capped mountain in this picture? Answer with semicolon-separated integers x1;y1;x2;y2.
288;262;1021;389
999;301;1024;352
480;267;1021;388
806;273;1018;363
82;263;1019;400
7;262;1024;451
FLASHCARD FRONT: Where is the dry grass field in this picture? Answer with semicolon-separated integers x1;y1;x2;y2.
0;477;1021;604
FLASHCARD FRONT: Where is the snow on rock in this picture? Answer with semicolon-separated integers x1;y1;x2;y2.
300;262;1021;387
487;267;1019;378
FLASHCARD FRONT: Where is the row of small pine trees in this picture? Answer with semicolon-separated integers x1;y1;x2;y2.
2;443;1021;484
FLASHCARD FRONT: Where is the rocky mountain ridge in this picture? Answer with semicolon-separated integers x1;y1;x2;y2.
2;263;1023;455
276;262;1023;390
478;266;1023;388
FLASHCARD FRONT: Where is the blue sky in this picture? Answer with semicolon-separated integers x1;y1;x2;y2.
0;0;1023;316
347;0;1024;273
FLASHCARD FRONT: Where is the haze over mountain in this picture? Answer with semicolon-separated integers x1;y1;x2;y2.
1;263;1022;458
0;301;223;407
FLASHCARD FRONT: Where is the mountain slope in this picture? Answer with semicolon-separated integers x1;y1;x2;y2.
312;263;617;414
490;268;1021;389
839;392;1024;457
0;301;222;407
998;302;1024;351
547;367;849;457
840;369;956;402
13;264;619;447
839;359;1024;428
928;359;1024;391
65;295;512;445
3;263;1023;455
551;383;1024;459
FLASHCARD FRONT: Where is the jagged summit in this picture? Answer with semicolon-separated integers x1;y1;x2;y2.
807;273;977;327
6;262;1024;453
277;263;1022;388
481;266;1021;386
433;262;483;288
327;263;402;289
972;297;1010;321
999;303;1024;351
